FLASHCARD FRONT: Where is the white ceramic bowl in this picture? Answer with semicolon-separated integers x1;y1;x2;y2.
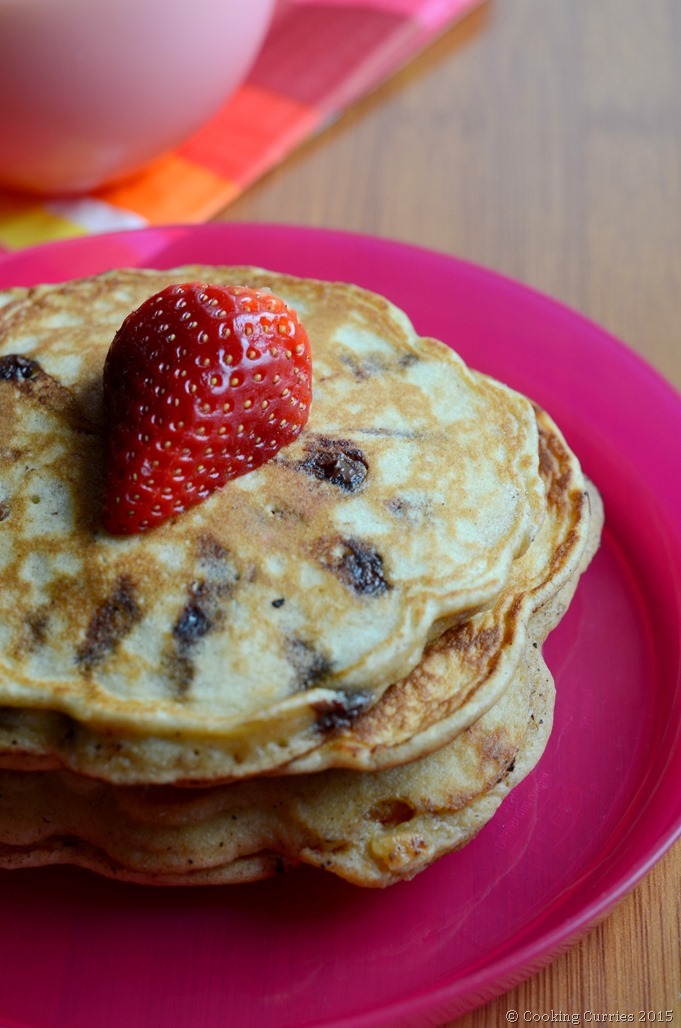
0;0;275;195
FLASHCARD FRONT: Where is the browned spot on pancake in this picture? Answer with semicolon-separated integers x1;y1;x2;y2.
369;800;415;826
535;410;588;579
268;503;306;523
298;436;368;493
346;610;513;744
385;494;432;524
197;533;229;565
164;650;196;697
76;576;142;670
448;622;504;672
0;353;95;434
536;415;578;511
197;536;240;594
287;637;333;690
339;352;386;380
473;724;518;780
355;426;417;439
312;689;372;732
398;352;420;368
316;536;390;596
25;608;50;650
387;497;409;516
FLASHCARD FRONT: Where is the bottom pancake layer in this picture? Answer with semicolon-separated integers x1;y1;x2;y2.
0;484;602;888
0;643;551;888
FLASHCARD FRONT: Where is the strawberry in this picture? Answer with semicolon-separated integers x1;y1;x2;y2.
101;281;312;535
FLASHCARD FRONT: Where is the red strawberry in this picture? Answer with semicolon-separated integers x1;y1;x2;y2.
101;281;312;535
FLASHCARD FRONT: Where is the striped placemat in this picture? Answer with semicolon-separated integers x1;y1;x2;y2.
0;0;480;253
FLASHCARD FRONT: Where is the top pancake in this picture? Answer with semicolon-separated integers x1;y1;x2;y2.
0;266;545;762
0;445;599;787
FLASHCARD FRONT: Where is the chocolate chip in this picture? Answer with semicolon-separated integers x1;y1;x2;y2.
76;576;142;670
318;536;390;596
173;547;237;652
312;690;372;733
173;600;211;649
299;436;368;493
287;636;333;690
272;597;285;608
170;579;223;681
165;547;237;696
0;353;95;434
0;354;39;381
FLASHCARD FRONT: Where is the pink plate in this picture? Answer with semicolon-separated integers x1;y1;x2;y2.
0;224;679;1028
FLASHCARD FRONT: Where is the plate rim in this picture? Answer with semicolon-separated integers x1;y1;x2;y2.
1;219;680;404
0;222;680;1027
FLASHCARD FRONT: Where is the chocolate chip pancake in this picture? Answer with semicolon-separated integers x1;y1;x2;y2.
0;413;599;786
0;634;555;888
0;477;602;888
0;267;546;781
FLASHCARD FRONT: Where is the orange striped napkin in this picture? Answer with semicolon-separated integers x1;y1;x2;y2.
0;0;480;253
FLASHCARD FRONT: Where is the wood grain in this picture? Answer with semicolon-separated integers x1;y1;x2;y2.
219;0;681;1020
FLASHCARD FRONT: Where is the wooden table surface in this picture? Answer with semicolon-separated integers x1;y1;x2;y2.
221;0;681;1021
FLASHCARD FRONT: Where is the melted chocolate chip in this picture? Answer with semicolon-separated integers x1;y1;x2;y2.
287;636;333;690
76;576;142;670
165;557;236;696
299;437;368;493
0;353;95;435
173;600;211;649
0;354;40;381
171;579;226;659
319;536;390;596
312;690;373;733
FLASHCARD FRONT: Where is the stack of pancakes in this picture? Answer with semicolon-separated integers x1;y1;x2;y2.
0;267;603;887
